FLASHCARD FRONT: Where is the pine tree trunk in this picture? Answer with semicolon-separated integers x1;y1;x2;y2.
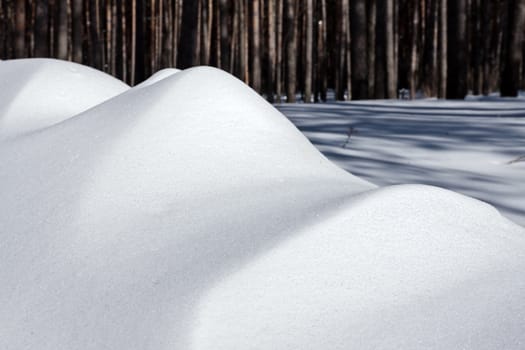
276;0;283;102
34;1;49;57
267;0;276;102
14;0;25;57
446;0;467;99
367;0;376;98
304;0;313;102
178;0;199;68
385;0;396;98
438;0;447;97
350;0;368;100
285;0;296;102
409;0;419;99
375;0;387;99
251;0;262;92
501;0;525;96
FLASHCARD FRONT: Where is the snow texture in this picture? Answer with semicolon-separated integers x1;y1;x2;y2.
1;59;524;349
278;99;525;226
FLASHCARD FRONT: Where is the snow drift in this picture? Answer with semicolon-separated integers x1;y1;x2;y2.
0;58;129;140
0;59;524;349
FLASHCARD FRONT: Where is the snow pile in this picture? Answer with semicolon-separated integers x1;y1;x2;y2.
0;58;129;140
1;59;524;349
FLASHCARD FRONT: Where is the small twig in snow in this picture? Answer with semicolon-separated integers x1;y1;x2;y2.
341;126;355;149
507;155;525;165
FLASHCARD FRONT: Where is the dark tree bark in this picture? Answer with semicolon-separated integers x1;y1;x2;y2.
501;0;525;96
178;0;199;68
376;0;387;99
350;0;368;100
367;0;376;98
285;0;297;102
267;0;276;102
34;1;49;57
70;0;82;62
251;0;262;92
304;0;313;102
276;0;283;102
447;0;468;99
14;0;25;57
335;0;347;100
438;0;447;97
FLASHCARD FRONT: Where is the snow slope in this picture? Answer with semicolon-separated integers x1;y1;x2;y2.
0;58;129;140
278;99;525;226
1;59;524;349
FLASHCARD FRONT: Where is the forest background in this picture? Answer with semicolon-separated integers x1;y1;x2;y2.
1;0;524;102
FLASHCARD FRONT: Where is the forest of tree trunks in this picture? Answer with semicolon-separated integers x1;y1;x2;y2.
1;0;525;101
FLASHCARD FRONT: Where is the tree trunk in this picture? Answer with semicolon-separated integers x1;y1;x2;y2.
276;0;283;102
251;0;262;92
34;1;49;57
385;0;396;98
438;0;447;97
350;0;368;100
447;0;468;99
267;0;276;102
501;0;525;96
14;0;25;57
409;0;419;99
376;0;386;99
304;0;313;102
178;0;199;68
336;0;348;100
285;0;297;102
367;0;376;98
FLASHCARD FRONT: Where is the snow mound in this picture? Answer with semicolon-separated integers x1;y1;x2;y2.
0;58;129;140
134;67;181;88
0;61;524;349
194;184;525;349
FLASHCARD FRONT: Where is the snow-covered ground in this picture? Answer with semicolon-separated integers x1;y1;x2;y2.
278;99;525;226
1;59;525;349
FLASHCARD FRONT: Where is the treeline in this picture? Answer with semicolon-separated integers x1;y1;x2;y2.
1;0;525;101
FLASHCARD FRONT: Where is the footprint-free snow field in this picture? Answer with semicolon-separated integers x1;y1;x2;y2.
1;59;524;349
279;99;525;226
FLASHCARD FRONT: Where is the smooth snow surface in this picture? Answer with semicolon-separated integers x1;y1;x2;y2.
278;99;525;226
1;59;524;350
0;58;129;140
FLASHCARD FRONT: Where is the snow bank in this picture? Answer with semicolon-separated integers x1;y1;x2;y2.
0;58;129;140
0;59;524;349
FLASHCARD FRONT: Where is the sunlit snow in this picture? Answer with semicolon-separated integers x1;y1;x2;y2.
1;59;524;349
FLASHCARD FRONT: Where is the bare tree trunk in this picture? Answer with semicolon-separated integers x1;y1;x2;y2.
238;0;249;82
438;0;447;97
252;0;262;92
367;0;376;98
178;0;199;68
335;0;348;100
34;1;49;57
267;0;276;102
376;0;386;99
447;0;468;99
285;0;297;102
385;0;396;98
276;0;283;102
409;0;419;99
71;0;82;62
501;0;525;96
14;0;25;57
350;0;368;99
304;0;313;102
